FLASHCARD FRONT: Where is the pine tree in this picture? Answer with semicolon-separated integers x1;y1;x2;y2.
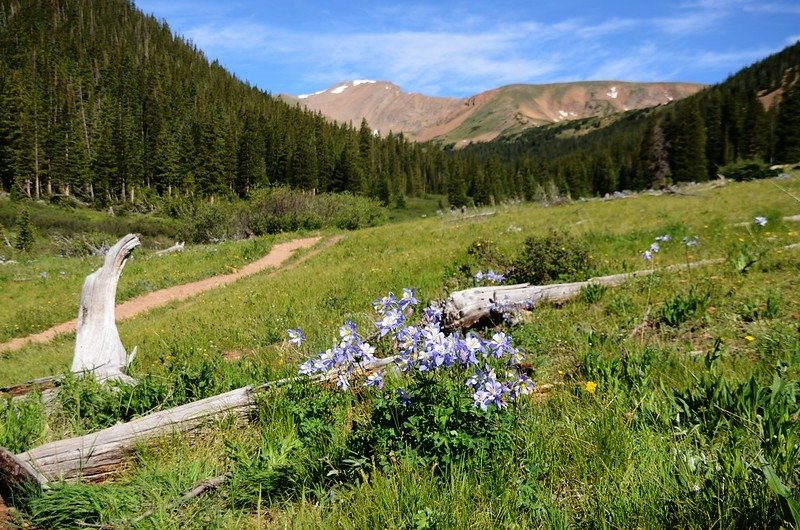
14;208;34;252
669;100;708;182
775;82;800;163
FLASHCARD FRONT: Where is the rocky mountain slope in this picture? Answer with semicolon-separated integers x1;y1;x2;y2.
281;80;705;144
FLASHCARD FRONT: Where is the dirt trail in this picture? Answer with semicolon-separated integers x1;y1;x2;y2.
0;236;340;353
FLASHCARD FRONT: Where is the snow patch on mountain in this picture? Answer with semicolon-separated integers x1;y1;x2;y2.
353;79;376;86
298;89;326;99
331;84;349;94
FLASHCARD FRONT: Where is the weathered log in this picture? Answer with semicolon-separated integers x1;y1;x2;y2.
155;241;185;256
0;447;41;498
71;234;140;384
3;357;397;486
443;258;724;331
16;385;257;484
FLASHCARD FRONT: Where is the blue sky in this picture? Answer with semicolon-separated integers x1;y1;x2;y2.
134;0;800;98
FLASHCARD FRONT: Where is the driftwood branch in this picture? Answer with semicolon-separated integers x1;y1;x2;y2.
71;234;140;384
155;241;185;256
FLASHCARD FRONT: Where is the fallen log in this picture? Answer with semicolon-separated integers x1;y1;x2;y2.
71;234;140;384
0;357;397;492
155;241;185;256
442;258;724;331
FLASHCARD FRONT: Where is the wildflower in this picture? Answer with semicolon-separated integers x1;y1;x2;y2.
585;381;598;394
376;309;404;337
485;270;506;283
398;288;418;310
365;370;384;389
754;216;768;227
287;328;305;347
649;242;660;253
682;236;700;247
655;235;672;242
487;332;514;358
474;271;485;282
396;388;412;406
464;333;484;355
642;250;653;261
745;335;755;342
339;321;358;345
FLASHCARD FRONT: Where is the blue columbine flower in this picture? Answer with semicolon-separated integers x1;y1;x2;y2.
655;234;672;242
754;216;768;227
474;271;485;282
398;288;419;310
649;242;660;253
486;270;506;283
682;236;700;247
287;328;305;347
396;388;412;406
642;250;653;261
365;370;384;389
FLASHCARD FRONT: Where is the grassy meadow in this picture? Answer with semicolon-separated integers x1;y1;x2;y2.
1;175;800;528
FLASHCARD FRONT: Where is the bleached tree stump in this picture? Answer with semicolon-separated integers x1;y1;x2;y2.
71;233;140;383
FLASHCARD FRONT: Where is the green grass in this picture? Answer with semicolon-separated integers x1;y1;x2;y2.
2;174;800;528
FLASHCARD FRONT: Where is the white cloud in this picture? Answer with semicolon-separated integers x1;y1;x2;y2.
743;2;800;15
138;1;799;97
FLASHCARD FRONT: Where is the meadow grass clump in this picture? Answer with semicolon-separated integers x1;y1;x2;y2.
0;392;45;453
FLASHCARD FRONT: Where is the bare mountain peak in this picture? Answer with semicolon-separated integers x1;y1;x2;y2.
291;80;705;143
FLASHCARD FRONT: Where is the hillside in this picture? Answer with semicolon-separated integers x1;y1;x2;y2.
283;80;703;144
461;41;800;197
0;0;441;204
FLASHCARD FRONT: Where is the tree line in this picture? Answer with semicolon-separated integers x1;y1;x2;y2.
1;0;799;212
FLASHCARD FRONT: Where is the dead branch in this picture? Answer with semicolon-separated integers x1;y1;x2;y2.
155;241;185;256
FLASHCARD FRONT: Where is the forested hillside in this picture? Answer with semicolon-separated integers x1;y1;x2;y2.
0;0;448;206
1;0;798;213
462;41;800;198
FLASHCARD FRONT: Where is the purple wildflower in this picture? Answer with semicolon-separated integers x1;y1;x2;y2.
287;328;305;347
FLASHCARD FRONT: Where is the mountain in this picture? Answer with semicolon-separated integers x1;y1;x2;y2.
461;41;800;197
282;80;704;144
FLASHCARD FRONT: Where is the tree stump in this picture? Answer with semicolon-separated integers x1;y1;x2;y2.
71;233;140;383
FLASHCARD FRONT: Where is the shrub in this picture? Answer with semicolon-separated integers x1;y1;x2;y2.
718;159;777;182
348;373;515;470
506;230;593;284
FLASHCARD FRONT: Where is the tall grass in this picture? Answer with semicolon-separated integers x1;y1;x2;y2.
1;174;799;527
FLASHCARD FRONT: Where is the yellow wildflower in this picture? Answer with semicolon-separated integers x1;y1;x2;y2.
585;381;597;394
745;335;755;342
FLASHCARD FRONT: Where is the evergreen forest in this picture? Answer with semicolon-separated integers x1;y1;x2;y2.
1;0;799;212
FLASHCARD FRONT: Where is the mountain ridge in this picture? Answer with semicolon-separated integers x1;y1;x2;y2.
281;79;705;144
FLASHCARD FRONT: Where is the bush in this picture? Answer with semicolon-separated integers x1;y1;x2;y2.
718;159;777;182
247;187;385;235
348;373;515;470
506;230;593;284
